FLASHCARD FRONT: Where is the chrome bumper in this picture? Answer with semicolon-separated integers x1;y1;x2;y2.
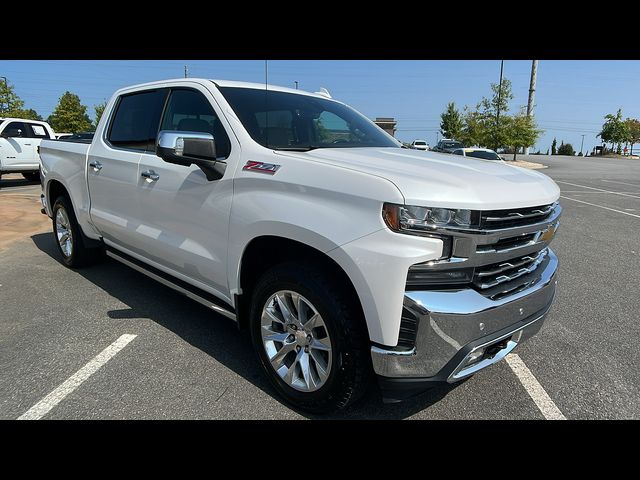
371;248;558;382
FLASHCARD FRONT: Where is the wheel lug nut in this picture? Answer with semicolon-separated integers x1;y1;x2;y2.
291;325;297;330
288;334;294;342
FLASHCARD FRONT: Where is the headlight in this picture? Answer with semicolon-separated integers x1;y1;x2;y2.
382;203;473;232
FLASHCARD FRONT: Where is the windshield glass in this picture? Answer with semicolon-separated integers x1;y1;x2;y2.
219;87;398;150
466;150;501;160
442;141;463;149
414;141;426;145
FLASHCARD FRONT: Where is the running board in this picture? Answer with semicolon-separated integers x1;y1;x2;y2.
105;248;237;322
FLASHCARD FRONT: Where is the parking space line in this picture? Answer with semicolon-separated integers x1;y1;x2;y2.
505;353;566;420
556;180;640;199
601;179;640;188
17;334;137;420
560;195;640;219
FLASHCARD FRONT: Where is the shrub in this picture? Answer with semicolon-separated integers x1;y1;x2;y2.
557;143;575;156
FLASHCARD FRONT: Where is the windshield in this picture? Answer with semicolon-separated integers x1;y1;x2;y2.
466;150;501;160
219;87;398;150
414;141;426;145
442;141;463;149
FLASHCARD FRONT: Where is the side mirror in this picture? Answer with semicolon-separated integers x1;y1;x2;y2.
1;128;23;138
156;130;226;181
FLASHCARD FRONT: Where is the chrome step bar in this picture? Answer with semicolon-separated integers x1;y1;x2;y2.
106;249;237;322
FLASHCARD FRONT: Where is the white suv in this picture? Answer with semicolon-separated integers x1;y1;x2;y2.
411;139;430;150
0;118;56;181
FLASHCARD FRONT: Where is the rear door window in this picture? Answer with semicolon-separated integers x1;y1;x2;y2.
108;89;168;151
3;121;27;137
25;123;51;139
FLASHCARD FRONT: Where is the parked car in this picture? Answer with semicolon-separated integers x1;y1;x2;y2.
0;117;55;181
39;78;561;412
432;138;464;153
452;147;504;161
411;139;429;150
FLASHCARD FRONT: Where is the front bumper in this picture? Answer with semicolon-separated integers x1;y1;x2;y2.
372;248;558;401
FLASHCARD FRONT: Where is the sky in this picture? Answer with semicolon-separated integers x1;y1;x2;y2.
1;60;638;153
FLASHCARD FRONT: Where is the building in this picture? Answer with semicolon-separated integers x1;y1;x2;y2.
374;117;397;137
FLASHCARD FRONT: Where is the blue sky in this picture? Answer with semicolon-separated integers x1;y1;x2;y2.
2;60;638;153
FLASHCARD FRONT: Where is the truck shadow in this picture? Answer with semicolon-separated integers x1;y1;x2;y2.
0;177;39;189
32;232;463;420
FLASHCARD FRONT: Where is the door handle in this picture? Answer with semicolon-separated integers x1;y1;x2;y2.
89;161;103;172
24;143;32;146
141;170;160;182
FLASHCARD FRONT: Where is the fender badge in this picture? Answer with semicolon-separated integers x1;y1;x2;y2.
243;161;281;175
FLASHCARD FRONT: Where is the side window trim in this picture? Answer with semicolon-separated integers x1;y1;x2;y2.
105;88;169;154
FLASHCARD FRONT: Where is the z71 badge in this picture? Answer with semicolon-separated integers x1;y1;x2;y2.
243;161;281;175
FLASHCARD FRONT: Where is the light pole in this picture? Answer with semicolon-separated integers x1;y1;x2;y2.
0;76;7;114
294;81;298;90
580;134;585;155
495;60;504;151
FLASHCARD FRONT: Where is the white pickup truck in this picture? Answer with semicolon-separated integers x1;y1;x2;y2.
39;78;561;412
1;118;56;181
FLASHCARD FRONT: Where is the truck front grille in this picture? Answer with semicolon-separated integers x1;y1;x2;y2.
480;203;555;229
473;248;548;290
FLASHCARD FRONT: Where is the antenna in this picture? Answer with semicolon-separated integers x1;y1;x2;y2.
265;60;269;148
184;65;188;78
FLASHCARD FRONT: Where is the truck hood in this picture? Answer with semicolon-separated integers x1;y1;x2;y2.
297;147;560;210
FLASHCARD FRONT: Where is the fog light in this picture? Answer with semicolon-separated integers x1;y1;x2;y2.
463;348;485;367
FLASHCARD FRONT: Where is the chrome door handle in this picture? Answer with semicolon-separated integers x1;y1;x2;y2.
141;170;159;182
89;161;103;172
24;143;32;146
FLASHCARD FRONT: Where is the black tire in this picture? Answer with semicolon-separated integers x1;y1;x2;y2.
51;195;100;268
22;171;40;182
249;262;372;413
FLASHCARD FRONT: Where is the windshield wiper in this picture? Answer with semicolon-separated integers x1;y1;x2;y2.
272;146;320;152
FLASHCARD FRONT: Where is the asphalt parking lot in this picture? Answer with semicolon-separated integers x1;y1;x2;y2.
1;156;639;420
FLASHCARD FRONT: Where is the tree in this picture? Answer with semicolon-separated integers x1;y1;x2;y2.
478;78;514;151
93;101;107;129
624;118;640;155
440;102;463;140
551;138;557;155
558;142;575;156
458;107;488;147
47;92;92;133
504;110;543;161
599;109;628;155
0;81;42;120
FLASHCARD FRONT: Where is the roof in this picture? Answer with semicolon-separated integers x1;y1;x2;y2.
112;78;334;101
0;117;50;126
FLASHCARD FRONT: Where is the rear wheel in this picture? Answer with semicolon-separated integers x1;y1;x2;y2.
52;196;100;268
250;262;371;413
22;171;40;182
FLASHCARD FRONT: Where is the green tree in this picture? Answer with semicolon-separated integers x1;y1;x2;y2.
551;138;557;155
478;78;514;151
624;118;640;155
47;92;92;133
504;110;543;161
0;81;42;120
598;109;628;155
558;142;575;156
440;102;463;140
458;107;487;147
93;101;107;129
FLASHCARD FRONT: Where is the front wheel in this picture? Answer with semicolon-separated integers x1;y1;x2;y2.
250;262;372;413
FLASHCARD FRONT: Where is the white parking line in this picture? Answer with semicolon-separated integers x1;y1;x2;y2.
556;180;640;199
505;353;566;420
560;195;640;219
17;334;137;420
601;179;640;188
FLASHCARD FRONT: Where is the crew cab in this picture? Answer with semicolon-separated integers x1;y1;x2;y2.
0;118;55;181
39;79;561;412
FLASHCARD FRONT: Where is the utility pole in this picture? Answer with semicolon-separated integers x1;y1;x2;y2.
184;65;188;78
525;60;538;155
495;60;504;151
294;81;298;90
580;134;585;155
0;76;7;114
